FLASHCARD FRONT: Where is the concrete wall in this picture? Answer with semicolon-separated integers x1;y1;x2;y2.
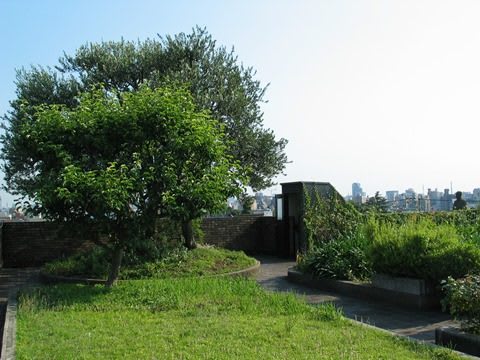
0;216;280;268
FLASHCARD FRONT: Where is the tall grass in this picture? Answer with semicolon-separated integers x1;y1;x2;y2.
366;218;480;282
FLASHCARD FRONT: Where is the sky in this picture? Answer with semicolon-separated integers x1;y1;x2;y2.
1;0;480;206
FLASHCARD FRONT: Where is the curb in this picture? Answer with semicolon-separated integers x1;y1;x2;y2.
352;318;477;359
436;326;480;358
1;290;18;360
213;260;261;278
39;260;261;285
39;271;106;286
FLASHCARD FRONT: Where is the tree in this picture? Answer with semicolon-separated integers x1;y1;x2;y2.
363;192;389;213
4;27;287;192
3;86;241;286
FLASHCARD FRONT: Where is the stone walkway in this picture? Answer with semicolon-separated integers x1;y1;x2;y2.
0;268;39;302
0;268;40;358
254;256;456;343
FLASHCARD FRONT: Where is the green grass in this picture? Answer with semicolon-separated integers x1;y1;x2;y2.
42;246;257;279
17;277;460;359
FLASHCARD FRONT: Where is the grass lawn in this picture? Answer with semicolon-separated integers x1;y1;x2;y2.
17;277;460;359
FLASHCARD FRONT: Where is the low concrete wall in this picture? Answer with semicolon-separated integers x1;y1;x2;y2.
288;268;442;310
372;274;438;296
436;327;480;357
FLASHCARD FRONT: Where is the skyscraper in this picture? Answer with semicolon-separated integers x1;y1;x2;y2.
352;183;363;198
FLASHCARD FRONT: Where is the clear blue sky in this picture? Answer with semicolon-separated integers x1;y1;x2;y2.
2;0;480;206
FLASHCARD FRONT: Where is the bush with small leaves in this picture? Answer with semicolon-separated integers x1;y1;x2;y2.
442;274;480;335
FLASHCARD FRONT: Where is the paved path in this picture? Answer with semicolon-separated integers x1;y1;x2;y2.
0;268;40;356
254;256;455;343
0;268;39;302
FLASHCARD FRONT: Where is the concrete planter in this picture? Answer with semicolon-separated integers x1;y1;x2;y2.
288;268;442;310
436;326;480;357
372;274;438;296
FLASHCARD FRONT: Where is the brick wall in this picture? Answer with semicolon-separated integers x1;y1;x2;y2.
201;215;278;254
1;222;96;267
0;216;281;268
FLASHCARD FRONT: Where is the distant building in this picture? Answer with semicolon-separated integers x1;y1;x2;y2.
352;183;363;198
385;191;399;211
427;188;443;211
473;188;480;201
254;192;274;210
352;183;366;205
385;191;398;203
418;194;431;212
441;189;453;211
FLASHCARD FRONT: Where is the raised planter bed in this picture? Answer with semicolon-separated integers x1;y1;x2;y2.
372;274;438;296
288;268;442;310
435;326;480;357
39;260;261;285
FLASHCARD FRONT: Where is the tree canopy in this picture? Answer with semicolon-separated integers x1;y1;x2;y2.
363;192;389;213
4;86;241;285
3;27;287;192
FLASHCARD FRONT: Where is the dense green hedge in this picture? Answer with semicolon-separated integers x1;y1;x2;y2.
300;188;480;283
366;218;480;282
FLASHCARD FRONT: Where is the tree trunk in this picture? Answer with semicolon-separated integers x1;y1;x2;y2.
182;219;197;250
106;245;123;288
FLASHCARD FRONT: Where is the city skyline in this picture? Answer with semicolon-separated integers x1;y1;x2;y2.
2;1;480;204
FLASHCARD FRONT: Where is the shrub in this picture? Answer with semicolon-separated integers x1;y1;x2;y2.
367;218;480;282
442;275;480;335
43;246;110;278
303;189;363;250
298;228;372;281
300;188;371;281
298;241;371;281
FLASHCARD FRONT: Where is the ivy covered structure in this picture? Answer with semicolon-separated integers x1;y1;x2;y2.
276;182;344;258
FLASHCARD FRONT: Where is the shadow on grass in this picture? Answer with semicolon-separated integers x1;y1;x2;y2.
18;283;113;312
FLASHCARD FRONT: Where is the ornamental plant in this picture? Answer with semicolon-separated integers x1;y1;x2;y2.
442;274;480;335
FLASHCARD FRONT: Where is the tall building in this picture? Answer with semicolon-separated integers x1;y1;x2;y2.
385;191;399;211
352;183;366;205
385;191;398;203
427;188;442;211
441;189;453;211
352;183;363;198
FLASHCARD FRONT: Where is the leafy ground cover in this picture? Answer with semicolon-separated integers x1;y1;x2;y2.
42;246;256;279
17;277;460;359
